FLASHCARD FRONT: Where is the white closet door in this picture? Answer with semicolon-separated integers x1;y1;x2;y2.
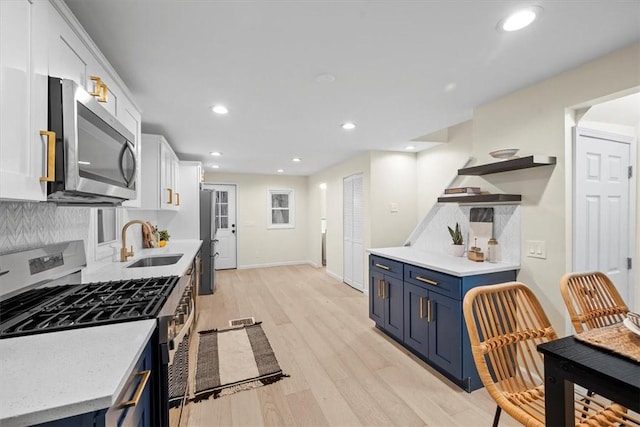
343;173;364;291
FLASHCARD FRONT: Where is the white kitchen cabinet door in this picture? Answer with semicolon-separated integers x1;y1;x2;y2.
0;0;50;201
140;134;180;211
48;5;91;90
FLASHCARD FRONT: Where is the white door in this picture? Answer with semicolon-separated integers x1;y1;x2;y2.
204;183;237;269
343;173;364;291
574;127;634;303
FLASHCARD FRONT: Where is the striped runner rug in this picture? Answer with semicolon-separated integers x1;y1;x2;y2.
193;322;287;400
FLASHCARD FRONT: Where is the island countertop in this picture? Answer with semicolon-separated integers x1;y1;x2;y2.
368;246;520;277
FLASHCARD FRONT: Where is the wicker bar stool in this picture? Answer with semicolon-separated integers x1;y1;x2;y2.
463;281;639;427
560;271;629;333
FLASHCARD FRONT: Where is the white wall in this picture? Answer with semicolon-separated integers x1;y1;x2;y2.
203;172;308;269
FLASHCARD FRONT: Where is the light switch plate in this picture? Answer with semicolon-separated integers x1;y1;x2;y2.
390;203;399;213
526;240;546;259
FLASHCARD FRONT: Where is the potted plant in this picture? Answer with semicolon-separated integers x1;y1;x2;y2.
447;223;465;257
158;229;170;247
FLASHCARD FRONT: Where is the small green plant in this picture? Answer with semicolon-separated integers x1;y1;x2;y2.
447;223;463;245
158;229;170;241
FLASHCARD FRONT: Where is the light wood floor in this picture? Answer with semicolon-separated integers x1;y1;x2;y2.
178;264;520;427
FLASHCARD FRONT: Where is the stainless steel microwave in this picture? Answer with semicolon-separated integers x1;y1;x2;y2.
46;77;136;205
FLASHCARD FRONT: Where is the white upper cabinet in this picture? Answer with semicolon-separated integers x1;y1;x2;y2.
0;0;50;201
141;134;181;211
0;0;142;203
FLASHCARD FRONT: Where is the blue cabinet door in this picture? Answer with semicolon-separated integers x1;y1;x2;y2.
369;270;384;325
384;275;404;341
403;282;429;356
428;291;462;378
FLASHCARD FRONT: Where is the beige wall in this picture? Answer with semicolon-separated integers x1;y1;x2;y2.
370;151;418;248
450;42;640;332
204;172;308;268
416;121;473;219
307;153;371;280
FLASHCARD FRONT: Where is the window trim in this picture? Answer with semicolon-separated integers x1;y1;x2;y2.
267;188;295;229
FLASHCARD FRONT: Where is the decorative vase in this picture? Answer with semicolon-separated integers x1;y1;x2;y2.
451;244;465;257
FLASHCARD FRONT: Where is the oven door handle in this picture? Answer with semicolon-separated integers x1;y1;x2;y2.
118;369;151;408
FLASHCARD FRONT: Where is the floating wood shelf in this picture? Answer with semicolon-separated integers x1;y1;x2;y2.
458;155;557;176
438;194;522;204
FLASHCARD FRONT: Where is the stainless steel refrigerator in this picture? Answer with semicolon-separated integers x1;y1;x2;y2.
199;189;218;294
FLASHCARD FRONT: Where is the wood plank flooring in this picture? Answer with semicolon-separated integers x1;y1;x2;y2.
178;265;519;427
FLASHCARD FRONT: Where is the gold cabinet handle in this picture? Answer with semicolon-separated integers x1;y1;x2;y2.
98;81;108;103
374;263;390;271
176;192;180;206
39;131;56;182
90;76;108;102
118;370;151;408
419;296;424;319
89;76;102;96
427;299;432;322
416;276;438;286
167;188;173;204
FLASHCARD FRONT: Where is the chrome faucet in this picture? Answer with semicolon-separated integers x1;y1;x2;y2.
121;220;153;262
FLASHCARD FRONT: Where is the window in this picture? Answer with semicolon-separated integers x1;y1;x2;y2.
267;188;295;229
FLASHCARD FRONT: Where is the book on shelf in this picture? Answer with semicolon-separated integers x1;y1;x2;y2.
444;186;481;195
439;192;486;198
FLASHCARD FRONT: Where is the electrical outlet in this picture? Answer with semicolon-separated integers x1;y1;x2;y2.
526;240;546;259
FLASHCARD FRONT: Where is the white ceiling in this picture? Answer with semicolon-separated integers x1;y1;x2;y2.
63;0;640;176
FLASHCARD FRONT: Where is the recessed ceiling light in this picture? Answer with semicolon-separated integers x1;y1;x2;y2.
211;105;229;115
444;83;457;92
314;73;336;84
210;151;222;156
277;169;284;173
341;122;356;130
292;157;302;162
405;145;416;150
498;7;541;32
319;183;327;189
210;164;220;169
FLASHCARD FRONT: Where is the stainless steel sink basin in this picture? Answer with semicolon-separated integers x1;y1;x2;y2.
126;254;183;268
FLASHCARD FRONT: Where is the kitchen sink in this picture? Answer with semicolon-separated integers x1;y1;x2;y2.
126;254;183;268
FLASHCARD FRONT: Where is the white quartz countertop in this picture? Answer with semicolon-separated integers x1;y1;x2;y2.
0;320;156;426
368;246;520;277
82;239;203;283
0;239;202;426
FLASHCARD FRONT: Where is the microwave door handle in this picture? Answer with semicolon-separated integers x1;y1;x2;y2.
119;141;137;188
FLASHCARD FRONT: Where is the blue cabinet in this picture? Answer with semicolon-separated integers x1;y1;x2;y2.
370;254;517;392
36;336;153;427
369;255;404;341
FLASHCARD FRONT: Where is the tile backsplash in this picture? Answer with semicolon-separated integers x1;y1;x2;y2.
409;204;521;264
0;202;90;255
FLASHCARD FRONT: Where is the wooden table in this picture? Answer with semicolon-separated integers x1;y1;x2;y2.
537;335;640;426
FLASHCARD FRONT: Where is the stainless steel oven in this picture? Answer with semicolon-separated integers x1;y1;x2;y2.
46;77;137;205
166;257;198;426
0;241;193;427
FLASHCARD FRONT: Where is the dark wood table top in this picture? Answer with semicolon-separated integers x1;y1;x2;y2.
538;335;640;395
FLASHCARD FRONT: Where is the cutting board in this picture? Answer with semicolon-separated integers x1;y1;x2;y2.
468;208;494;255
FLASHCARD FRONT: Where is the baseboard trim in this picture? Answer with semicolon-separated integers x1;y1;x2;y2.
238;260;311;270
325;269;343;283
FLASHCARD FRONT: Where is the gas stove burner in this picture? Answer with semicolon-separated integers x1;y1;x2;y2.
0;276;180;339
